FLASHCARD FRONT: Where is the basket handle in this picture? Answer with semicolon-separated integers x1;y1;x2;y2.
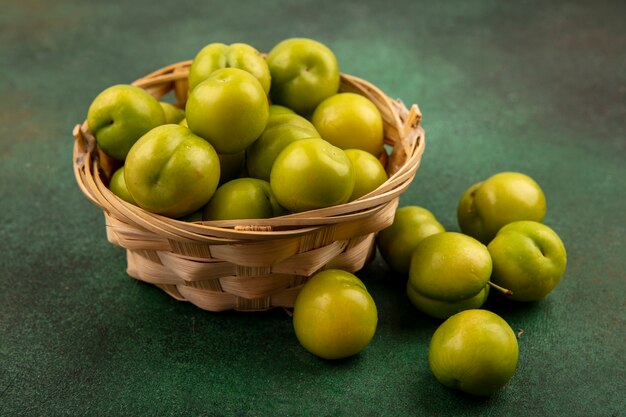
73;123;95;169
73;122;119;183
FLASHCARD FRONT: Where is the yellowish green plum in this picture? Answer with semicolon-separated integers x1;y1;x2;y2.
159;102;185;124
429;309;519;396
124;124;220;218
312;93;384;156
267;38;340;115
203;178;285;221
270;138;355;213
247;106;319;181
87;84;165;161
488;220;567;301
267;104;295;117
457;172;546;243
108;166;136;205
407;232;492;319
377;206;445;275
345;149;388;200
186;68;269;154
293;269;378;360
188;42;270;93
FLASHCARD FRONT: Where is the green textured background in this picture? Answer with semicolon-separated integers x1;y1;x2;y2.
1;0;624;416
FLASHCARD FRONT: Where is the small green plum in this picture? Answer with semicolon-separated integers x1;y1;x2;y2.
124;124;220;218
458;172;547;243
429;309;519;396
87;84;165;161
488;220;567;301
293;269;378;360
407;232;492;319
270;138;354;213
377;206;445;276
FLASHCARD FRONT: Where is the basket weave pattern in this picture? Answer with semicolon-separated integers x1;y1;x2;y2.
73;60;425;312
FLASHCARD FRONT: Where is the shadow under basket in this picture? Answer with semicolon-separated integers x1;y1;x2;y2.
73;60;426;312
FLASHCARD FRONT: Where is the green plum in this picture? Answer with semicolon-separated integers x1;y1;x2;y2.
377;206;445;276
458;172;547;243
429;309;519;396
87;84;165;161
407;232;492;319
160;102;185;124
203;178;285;221
488;220;567;301
270;138;355;213
186;68;269;154
344;149;388;201
293;269;378;360
268;104;295;117
108;166;136;205
266;38;340;115
312;93;384;156
124;124;220;218
246;106;319;181
188;42;271;94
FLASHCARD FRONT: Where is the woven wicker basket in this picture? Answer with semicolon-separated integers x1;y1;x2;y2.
73;60;425;312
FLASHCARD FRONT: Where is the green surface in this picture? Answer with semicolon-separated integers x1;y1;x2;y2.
1;0;625;416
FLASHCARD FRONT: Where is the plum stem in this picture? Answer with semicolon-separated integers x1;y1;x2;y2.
487;281;514;296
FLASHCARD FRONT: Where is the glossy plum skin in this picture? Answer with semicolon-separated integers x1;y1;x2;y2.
312;93;384;157
186;68;269;155
488;220;567;301
293;270;378;360
266;38;340;116
429;309;519;396
87;84;165;161
188;42;271;94
457;172;546;244
270;138;355;213
124;124;220;218
377;206;445;275
407;232;492;319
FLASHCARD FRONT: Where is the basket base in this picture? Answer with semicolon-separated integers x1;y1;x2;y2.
124;233;377;312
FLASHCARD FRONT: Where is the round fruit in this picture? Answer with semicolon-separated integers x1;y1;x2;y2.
407;232;492;319
488;220;567;301
246;107;319;181
429;309;519;396
266;38;340;115
124;124;220;218
377;206;445;275
87;84;165;161
160;102;185;124
108;166;136;205
345;149;388;200
203;178;284;221
188;42;271;94
270;138;355;213
293;269;378;360
186;68;269;154
457;172;547;244
311;93;384;156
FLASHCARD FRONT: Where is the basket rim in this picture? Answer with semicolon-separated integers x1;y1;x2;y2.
73;61;426;243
